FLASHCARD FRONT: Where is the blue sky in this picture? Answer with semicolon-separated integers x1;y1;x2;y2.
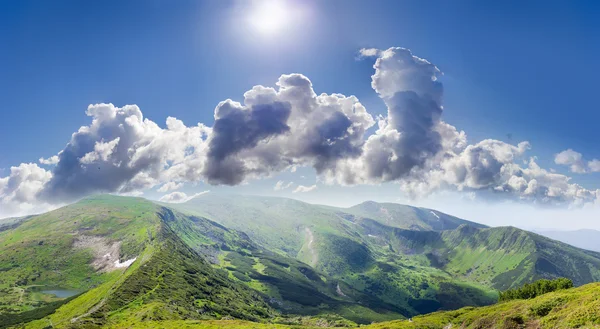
2;0;600;228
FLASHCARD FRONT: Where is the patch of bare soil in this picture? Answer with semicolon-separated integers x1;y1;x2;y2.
73;235;136;272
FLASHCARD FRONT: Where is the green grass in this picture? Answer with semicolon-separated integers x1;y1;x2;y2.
6;194;600;328
91;282;600;328
0;195;160;315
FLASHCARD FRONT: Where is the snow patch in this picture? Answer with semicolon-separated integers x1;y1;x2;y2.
114;257;137;268
430;211;440;219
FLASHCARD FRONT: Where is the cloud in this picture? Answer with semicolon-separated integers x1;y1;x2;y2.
358;48;381;58
79;137;121;165
38;104;210;203
292;184;317;193
0;163;53;217
202;74;375;185
157;182;184;193
555;149;600;173
1;46;599;217
274;180;294;191
159;190;210;203
39;155;60;165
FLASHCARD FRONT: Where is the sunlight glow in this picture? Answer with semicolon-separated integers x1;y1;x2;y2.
248;0;290;35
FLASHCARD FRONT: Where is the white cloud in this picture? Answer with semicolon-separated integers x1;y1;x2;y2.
80;137;121;164
0;163;53;217
555;149;600;173
293;184;317;193
1;46;599;217
157;182;183;192
274;180;294;190
39;155;59;165
159;190;210;203
358;48;381;58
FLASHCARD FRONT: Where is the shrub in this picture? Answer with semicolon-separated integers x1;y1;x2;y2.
499;278;573;302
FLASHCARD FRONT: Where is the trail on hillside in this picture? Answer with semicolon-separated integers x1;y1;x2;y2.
305;227;318;267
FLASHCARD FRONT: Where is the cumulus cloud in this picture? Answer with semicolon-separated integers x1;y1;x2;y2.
39;155;60;165
274;180;294;191
0;163;53;217
201;74;375;186
38;104;210;202
555;149;600;174
159;190;210;203
292;184;317;193
157;182;184;193
1;46;599;217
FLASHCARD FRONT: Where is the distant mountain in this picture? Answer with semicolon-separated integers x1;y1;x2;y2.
347;200;487;231
170;194;600;305
533;229;600;252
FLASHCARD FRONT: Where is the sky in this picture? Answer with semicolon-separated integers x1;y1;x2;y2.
2;0;600;229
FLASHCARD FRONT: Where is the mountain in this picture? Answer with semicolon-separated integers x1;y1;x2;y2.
5;194;600;328
534;229;600;252
170;194;499;315
0;195;406;328
0;196;277;328
171;194;600;290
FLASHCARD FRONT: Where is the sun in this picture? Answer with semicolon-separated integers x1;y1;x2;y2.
247;0;290;35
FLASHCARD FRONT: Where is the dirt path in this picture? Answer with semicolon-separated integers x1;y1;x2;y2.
305;227;318;267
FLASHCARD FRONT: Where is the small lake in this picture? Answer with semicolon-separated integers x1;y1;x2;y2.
40;289;80;298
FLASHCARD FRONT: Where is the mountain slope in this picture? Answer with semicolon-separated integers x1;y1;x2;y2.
2;195;409;328
347;201;487;231
1;196;278;328
168;195;500;316
366;282;600;329
40;281;600;329
441;225;600;289
0;195;160;315
170;194;600;309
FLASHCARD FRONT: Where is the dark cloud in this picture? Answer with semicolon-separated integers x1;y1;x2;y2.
203;100;292;185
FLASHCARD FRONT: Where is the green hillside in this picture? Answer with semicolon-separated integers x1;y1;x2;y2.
4;194;600;328
28;281;600;328
169;195;500;316
0;196;405;328
170;194;600;310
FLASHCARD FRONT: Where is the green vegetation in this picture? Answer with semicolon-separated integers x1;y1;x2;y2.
0;195;159;315
365;282;600;329
499;278;573;301
3;194;600;328
168;194;600;316
22;281;600;328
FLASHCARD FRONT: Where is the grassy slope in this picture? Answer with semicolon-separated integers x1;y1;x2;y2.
160;207;403;324
0;195;159;314
13;201;275;328
169;194;600;314
168;195;498;317
70;281;600;329
441;225;600;290
4;196;403;328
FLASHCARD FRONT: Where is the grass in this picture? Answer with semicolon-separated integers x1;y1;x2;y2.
7;194;600;328
0;195;160;314
98;282;600;328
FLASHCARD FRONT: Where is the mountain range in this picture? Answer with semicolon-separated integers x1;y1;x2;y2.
2;194;600;328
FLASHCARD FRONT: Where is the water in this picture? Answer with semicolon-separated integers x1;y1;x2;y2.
40;289;80;298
